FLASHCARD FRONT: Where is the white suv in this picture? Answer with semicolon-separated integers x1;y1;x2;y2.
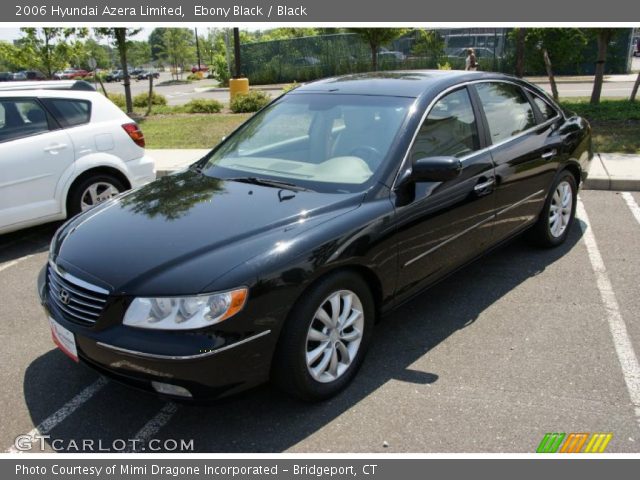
0;82;155;235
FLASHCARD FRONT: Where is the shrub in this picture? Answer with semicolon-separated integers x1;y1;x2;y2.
230;90;271;113
184;98;224;114
107;93;126;108
437;61;452;70
282;81;300;93
133;92;167;108
187;71;204;81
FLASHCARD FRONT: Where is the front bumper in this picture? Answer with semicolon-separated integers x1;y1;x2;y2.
37;265;275;400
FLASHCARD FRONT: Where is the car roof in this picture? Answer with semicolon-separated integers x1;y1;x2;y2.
0;87;102;100
0;80;97;94
293;70;523;98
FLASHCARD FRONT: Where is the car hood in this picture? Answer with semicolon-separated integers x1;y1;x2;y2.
53;170;364;295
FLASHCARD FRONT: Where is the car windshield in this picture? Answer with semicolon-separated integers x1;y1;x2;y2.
202;93;413;193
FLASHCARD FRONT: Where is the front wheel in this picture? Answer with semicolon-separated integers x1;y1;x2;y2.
527;171;577;247
272;271;375;401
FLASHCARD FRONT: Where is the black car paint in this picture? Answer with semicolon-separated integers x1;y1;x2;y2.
39;71;592;399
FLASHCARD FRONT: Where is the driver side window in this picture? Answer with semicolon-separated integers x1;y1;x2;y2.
411;88;480;162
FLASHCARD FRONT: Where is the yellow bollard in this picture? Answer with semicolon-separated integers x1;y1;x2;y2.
229;77;249;101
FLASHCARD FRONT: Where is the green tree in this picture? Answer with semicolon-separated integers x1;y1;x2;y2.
128;41;152;68
411;29;445;66
94;28;141;113
348;28;407;70
7;28;87;78
82;38;112;70
520;29;588;76
160;28;196;80
199;29;230;86
148;28;165;61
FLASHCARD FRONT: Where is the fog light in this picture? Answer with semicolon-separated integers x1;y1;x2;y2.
151;381;192;398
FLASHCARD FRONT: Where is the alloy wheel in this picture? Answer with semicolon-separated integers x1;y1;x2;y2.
80;182;120;212
548;180;573;238
305;290;365;383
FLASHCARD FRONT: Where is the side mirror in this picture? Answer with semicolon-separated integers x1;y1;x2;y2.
411;156;462;182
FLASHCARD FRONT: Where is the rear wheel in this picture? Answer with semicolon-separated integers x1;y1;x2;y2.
67;174;126;217
272;271;375;401
527;171;577;247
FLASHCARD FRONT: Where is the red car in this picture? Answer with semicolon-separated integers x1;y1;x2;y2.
54;69;89;80
191;65;209;73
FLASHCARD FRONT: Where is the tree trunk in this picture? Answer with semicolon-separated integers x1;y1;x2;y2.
96;72;108;98
543;49;559;101
590;31;611;105
115;28;133;114
370;44;378;71
146;74;154;116
515;28;526;78
630;71;640;102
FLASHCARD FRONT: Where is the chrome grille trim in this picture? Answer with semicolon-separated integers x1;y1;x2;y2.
47;263;109;325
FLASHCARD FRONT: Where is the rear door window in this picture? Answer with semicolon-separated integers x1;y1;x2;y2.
475;82;537;144
42;98;91;128
0;99;51;143
530;93;559;122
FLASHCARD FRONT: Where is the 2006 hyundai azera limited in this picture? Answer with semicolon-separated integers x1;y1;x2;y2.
39;71;592;401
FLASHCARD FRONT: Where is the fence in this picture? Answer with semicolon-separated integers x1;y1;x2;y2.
240;29;634;85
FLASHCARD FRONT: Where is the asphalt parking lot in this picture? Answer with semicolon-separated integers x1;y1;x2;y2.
1;190;639;453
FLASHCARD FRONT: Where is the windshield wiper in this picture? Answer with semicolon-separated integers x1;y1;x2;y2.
226;176;314;192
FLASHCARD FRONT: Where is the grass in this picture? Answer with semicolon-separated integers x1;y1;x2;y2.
560;98;640;153
138;98;640;153
139;114;249;149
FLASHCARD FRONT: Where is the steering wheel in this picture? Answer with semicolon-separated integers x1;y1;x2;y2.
349;146;382;170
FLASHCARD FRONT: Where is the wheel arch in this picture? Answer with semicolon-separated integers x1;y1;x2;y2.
64;166;131;215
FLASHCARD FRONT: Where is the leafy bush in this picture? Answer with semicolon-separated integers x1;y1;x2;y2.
187;71;204;81
184;98;224;114
437;62;452;70
230;90;271;113
107;93;126;108
133;92;167;108
282;81;300;93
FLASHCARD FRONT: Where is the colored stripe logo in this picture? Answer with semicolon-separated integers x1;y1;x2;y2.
537;433;613;453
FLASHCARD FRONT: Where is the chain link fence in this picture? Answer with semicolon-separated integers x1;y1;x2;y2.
240;29;634;85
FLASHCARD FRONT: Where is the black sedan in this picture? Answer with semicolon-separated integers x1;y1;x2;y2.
38;71;592;401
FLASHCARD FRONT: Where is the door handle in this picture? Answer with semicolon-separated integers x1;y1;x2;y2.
541;149;557;159
474;177;495;192
44;143;68;152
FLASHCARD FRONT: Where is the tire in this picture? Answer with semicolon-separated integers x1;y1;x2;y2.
67;174;126;217
527;171;577;248
272;271;375;401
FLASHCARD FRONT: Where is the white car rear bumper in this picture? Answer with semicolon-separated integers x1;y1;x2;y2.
126;154;156;188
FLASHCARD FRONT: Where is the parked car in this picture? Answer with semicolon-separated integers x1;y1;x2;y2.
22;70;47;81
104;70;124;82
11;72;27;81
54;69;88;80
0;82;155;235
378;47;406;62
191;65;209;73
634;37;640;57
0;72;12;82
39;71;591;402
137;70;160;80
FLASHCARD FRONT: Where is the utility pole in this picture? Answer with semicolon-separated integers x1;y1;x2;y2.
233;27;241;78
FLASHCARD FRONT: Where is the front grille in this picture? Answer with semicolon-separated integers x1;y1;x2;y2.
47;264;109;325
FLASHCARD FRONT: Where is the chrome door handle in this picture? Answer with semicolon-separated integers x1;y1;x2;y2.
474;177;495;192
44;143;68;152
541;149;557;159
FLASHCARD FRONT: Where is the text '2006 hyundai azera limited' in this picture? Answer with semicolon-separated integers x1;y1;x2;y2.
39;71;592;401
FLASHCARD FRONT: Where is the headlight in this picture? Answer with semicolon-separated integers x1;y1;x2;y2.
123;288;248;330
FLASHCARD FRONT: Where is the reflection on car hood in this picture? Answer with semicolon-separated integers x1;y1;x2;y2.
53;170;364;295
